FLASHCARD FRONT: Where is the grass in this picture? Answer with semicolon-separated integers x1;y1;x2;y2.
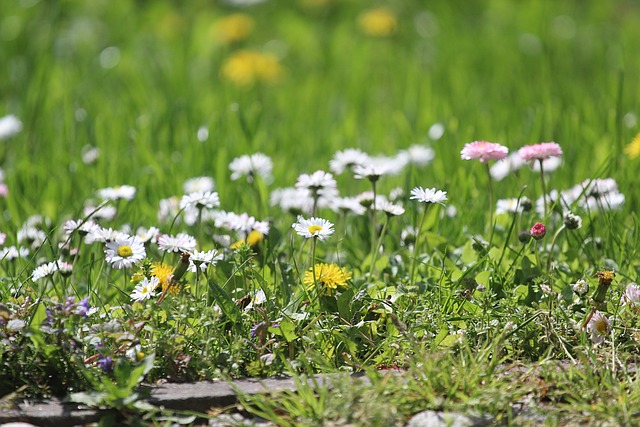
1;0;640;425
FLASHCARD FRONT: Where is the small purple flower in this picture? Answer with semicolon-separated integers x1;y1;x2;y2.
74;297;90;317
530;222;546;240
63;296;76;313
97;355;114;372
43;308;54;326
250;321;268;339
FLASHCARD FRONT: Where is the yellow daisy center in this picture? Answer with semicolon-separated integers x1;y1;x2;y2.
595;318;609;335
308;225;323;234
117;245;133;258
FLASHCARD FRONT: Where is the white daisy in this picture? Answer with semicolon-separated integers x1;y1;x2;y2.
89;227;129;243
328;148;370;175
389;187;404;202
57;260;74;276
586;310;611;344
158;196;181;223
355;191;387;209
63;219;100;236
229;153;273;183
136;226;160;244
97;185;137;201
82;145;100;165
377;200;405;216
83;204;117;221
270;187;314;215
158;232;197;253
370;155;407;175
531;156;563;174
409;187;447;205
188;249;223;272
489;152;525;181
295;170;337;193
31;261;59;281
245;289;267;311
292;216;335;240
0;246;29;261
352;163;390;181
495;198;524;215
183;176;215;194
428;123;445;140
623;283;640;305
330;197;367;215
398;145;435;166
17;226;47;249
131;277;159;302
214;211;269;236
0;114;23;140
105;236;146;269
179;191;220;210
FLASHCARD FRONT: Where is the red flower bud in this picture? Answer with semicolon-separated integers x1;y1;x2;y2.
530;222;546;240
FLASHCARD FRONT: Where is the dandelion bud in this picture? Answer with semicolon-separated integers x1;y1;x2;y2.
563;212;582;230
518;230;532;243
571;279;589;297
592;270;615;304
530;222;546;240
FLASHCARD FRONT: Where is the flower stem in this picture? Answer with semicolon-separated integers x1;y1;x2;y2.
410;206;429;287
371;180;378;253
197;207;203;249
310;237;318;292
485;163;495;243
539;159;548;217
369;215;390;280
546;224;565;275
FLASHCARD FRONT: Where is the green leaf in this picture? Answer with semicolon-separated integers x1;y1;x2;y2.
337;288;355;320
271;318;297;342
68;391;108;407
475;271;491;287
208;278;242;323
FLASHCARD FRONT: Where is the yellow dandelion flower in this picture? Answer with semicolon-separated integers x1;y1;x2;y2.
151;263;174;291
246;230;264;247
303;263;352;295
231;230;264;250
624;132;640;160
358;8;397;37
230;239;246;250
221;50;283;87
211;13;254;45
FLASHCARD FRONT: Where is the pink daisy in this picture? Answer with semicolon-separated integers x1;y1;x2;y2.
518;142;563;161
460;141;508;163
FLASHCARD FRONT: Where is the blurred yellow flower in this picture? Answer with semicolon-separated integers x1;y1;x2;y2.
358;8;397;37
221;50;283;87
230;230;264;249
624;132;640;159
303;263;351;295
211;14;254;45
152;263;175;293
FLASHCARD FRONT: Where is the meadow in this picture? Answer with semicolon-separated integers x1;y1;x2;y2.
2;0;640;425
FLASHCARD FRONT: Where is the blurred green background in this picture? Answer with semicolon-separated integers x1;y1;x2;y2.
1;0;638;225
